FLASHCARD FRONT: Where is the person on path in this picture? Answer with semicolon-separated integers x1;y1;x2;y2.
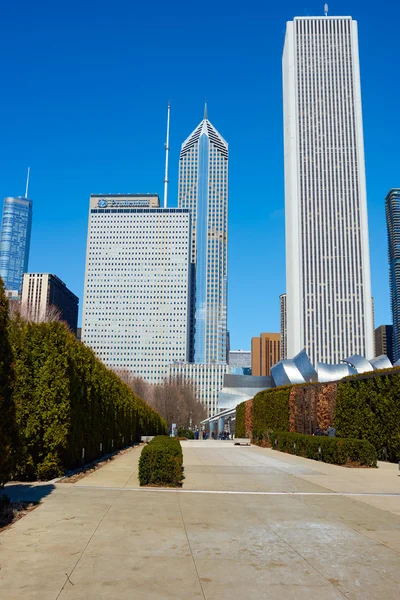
313;427;325;436
326;424;337;437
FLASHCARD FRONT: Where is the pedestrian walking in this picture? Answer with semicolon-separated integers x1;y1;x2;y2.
325;424;337;437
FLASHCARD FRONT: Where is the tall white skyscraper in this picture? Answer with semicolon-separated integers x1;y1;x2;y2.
283;16;374;365
82;194;191;383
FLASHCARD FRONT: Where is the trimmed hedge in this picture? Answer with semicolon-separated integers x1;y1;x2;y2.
235;402;245;438
335;371;400;462
0;279;18;487
139;436;183;486
235;388;290;442
7;318;167;480
177;428;194;439
269;431;377;467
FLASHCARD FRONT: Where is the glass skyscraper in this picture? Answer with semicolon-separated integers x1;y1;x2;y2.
0;196;33;292
386;189;400;361
178;107;228;363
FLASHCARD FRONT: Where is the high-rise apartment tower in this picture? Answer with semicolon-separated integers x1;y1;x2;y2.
21;273;79;334
251;333;280;376
386;188;400;361
283;16;374;364
0;196;32;293
178;106;228;363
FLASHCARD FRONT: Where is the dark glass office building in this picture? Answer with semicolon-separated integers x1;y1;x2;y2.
385;188;400;361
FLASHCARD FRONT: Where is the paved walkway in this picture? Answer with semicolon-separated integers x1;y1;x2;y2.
1;441;400;599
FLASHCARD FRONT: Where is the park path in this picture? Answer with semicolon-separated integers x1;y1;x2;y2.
1;441;400;599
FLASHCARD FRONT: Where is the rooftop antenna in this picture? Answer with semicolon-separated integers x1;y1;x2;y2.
25;167;30;198
204;100;208;120
163;101;171;208
324;3;328;16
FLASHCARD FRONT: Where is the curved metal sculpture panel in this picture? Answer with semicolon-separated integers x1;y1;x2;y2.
271;360;305;387
317;362;357;383
293;349;318;382
369;355;393;371
271;350;394;387
341;355;374;374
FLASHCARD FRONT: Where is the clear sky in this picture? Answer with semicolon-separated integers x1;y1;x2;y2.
1;0;399;350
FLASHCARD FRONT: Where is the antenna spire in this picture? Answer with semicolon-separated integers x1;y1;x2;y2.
25;167;30;198
324;3;328;16
204;101;208;120
163;101;171;209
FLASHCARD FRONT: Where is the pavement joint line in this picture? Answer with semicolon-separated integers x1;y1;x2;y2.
72;485;400;496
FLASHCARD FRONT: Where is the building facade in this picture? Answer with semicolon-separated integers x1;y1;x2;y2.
251;333;280;376
280;293;287;360
228;350;251;370
82;194;191;384
374;325;394;364
386;189;400;361
169;362;229;416
21;273;79;334
0;196;32;292
178;107;228;363
283;16;374;364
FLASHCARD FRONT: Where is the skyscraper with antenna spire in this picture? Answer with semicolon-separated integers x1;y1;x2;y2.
178;105;229;364
0;168;33;293
170;106;229;415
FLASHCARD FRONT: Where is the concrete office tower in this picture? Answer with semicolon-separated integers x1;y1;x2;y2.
82;194;191;384
386;188;400;361
0;196;32;293
283;16;374;365
178;106;228;363
251;333;280;376
374;325;394;364
21;273;79;334
280;293;287;360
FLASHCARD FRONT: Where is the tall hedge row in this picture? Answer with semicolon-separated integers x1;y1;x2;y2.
0;279;18;487
8;317;167;480
251;387;291;441
235;368;400;462
336;371;400;462
235;403;245;438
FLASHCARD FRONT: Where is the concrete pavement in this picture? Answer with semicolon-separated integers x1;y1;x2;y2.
1;441;400;599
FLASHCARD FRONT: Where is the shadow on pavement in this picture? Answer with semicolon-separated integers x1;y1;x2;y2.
4;483;55;503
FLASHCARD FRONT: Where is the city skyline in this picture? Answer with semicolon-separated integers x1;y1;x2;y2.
0;2;399;349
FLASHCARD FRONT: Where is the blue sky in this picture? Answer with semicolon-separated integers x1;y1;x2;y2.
1;0;399;350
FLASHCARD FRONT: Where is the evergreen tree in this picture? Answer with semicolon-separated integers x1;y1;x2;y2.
0;277;17;487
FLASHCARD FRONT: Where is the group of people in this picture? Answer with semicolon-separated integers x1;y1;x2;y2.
194;429;231;440
313;424;337;437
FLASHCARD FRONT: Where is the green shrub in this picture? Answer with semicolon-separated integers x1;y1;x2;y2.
268;431;377;467
0;278;18;488
335;371;400;462
177;428;194;439
252;387;290;440
235;402;245;438
8;318;167;480
139;436;183;486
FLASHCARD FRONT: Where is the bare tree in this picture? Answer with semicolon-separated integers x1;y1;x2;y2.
152;376;206;429
114;370;154;406
10;302;62;324
114;371;207;429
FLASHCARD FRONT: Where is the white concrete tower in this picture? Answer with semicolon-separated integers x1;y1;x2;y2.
283;16;374;364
